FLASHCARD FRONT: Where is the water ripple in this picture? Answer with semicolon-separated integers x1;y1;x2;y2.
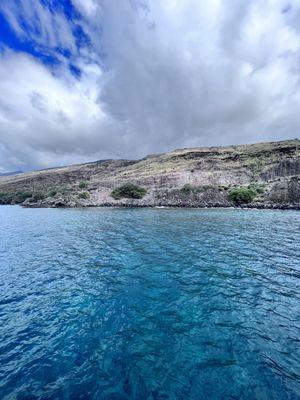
0;206;299;399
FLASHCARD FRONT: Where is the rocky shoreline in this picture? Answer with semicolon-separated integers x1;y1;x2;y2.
21;199;300;210
21;204;300;210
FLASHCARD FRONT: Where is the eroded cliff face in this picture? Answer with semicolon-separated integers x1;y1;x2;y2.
0;139;299;209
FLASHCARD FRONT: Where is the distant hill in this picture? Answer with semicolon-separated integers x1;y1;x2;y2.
0;170;22;177
0;139;299;209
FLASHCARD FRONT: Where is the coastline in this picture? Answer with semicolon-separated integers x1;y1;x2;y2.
20;202;300;210
1;140;299;210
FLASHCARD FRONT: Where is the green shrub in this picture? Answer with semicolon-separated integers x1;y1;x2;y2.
0;190;45;204
59;185;73;194
180;184;194;196
248;183;266;195
79;181;88;189
228;187;257;204
111;183;147;200
30;191;46;202
13;191;32;204
78;191;90;199
48;188;58;197
0;192;14;205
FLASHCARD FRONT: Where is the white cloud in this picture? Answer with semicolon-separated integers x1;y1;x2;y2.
0;51;107;171
0;0;300;171
72;0;99;16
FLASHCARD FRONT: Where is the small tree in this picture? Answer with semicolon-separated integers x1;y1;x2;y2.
79;181;88;189
48;188;58;197
111;183;147;199
228;187;257;204
0;192;14;204
180;184;194;196
13;191;33;204
78;191;90;199
30;191;46;202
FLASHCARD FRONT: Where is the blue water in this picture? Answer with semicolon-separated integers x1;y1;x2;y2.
0;206;299;400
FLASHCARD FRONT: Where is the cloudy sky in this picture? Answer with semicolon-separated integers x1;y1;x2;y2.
0;0;299;172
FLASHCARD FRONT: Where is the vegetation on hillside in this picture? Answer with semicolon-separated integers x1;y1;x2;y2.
180;184;195;195
228;187;257;204
48;188;58;197
0;192;14;204
79;181;88;189
29;192;46;202
0;190;46;204
0;191;32;204
111;183;147;199
247;183;266;195
228;183;266;204
78;191;90;199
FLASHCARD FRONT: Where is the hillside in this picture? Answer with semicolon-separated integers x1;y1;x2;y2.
0;139;299;209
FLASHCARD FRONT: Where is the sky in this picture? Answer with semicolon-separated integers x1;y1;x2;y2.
0;0;300;172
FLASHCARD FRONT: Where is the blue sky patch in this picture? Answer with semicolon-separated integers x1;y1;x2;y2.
0;0;88;74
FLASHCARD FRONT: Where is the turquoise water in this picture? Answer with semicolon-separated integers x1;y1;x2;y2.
0;206;299;400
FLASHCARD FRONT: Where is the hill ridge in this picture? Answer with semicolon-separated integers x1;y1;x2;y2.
0;139;299;209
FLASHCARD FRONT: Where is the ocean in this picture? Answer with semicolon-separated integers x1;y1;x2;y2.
0;206;299;399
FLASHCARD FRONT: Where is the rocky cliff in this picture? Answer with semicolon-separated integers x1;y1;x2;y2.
0;139;299;209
